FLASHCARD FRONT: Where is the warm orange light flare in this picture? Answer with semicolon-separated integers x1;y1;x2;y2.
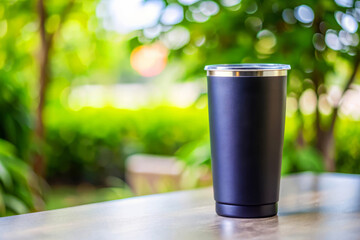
130;44;168;77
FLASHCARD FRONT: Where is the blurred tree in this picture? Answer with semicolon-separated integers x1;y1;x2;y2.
34;0;75;176
0;0;43;215
1;0;359;192
127;0;360;171
0;0;34;159
33;0;134;176
0;68;31;160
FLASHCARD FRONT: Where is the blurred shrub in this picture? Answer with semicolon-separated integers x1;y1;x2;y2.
0;140;41;216
176;137;211;167
43;103;360;185
0;72;31;159
335;119;360;174
45;176;133;210
281;115;324;174
0;67;39;216
282;145;324;174
44;106;208;184
177;115;360;175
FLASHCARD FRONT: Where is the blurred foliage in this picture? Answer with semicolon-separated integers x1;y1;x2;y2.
335;119;360;173
282;115;325;174
0;77;31;158
0;7;37;216
45;176;132;210
0;140;41;216
0;28;32;159
177;114;360;175
176;137;211;167
128;0;360;172
1;0;360;216
43;103;360;187
134;0;359;88
44;106;208;184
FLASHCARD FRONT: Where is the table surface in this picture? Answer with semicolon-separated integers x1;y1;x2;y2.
1;172;360;240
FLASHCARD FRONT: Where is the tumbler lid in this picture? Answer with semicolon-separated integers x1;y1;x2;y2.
204;64;291;71
205;64;290;77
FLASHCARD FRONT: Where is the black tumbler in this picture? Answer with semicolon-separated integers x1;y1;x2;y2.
205;64;290;218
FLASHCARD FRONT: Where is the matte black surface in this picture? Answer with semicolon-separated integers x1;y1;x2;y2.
207;75;286;218
216;202;277;218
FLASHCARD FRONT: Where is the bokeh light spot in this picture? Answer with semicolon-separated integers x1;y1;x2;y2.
143;25;162;39
319;94;332;115
178;0;200;5
341;14;358;33
313;33;326;51
0;20;7;38
130;44;168;77
335;0;353;8
160;4;184;25
199;1;219;16
220;0;241;7
192;12;209;22
335;11;343;26
245;2;258;14
195;35;206;47
255;30;277;54
294;5;314;24
325;30;342;50
282;9;297;24
160;26;190;49
339;30;359;46
189;6;210;23
97;0;164;33
245;16;262;32
299;89;317;115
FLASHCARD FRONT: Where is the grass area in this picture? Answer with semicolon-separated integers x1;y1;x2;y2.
45;184;133;210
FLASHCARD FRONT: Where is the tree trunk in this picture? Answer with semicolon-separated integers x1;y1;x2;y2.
310;6;337;171
311;59;336;171
34;0;50;177
313;55;360;172
316;128;335;171
34;0;74;176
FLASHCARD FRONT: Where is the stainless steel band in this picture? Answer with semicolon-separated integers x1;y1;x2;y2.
207;70;287;77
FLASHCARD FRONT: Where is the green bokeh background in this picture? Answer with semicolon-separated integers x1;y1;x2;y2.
1;0;360;216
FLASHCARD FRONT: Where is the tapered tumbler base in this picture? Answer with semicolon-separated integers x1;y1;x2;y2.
216;202;278;218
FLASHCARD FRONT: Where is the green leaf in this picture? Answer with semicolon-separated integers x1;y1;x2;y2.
3;194;29;215
0;139;16;157
0;158;13;189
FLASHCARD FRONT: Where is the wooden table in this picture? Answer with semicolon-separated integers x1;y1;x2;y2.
1;173;360;239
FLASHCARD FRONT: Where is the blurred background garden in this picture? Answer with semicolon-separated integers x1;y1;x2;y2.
1;0;360;216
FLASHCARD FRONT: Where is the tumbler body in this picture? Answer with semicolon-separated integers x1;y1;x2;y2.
206;64;289;218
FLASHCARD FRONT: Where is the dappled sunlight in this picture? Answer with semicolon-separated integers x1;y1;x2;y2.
67;82;202;110
160;26;190;49
160;3;184;25
255;29;277;55
96;0;164;33
339;85;360;120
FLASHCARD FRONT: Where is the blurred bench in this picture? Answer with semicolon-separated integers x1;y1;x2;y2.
126;154;212;195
